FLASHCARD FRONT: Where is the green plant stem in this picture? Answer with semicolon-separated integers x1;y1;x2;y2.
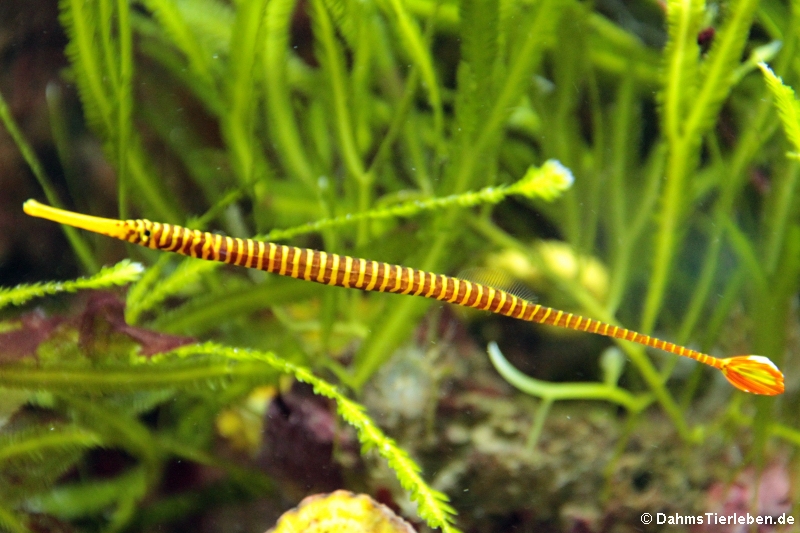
605;73;633;308
126;143;182;223
59;395;160;484
26;468;147;521
0;427;101;463
150;279;321;334
582;67;604;256
312;0;372;245
0;260;143;310
98;0;120;93
770;423;800;446
606;146;665;315
675;122;776;343
764;163;800;273
312;0;368;186
371;0;439;178
0;90;98;273
525;397;553;451
488;343;649;413
264;0;314;185
261;163;570;241
643;0;758;333
45;84;81;209
672;28;789;342
142;0;217;91
367;67;421;175
66;0;113;131
383;0;443;139
115;0;133;218
460;0;561;193
224;0;269;186
0;363;275;392
469;217;695;441
642;141;692;333
678;16;796;368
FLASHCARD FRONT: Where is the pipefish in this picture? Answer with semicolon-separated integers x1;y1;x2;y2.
23;199;785;395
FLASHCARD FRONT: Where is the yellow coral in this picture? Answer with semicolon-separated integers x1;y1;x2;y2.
486;241;609;302
268;491;416;533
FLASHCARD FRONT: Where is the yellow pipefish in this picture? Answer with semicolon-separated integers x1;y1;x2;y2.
23;199;785;396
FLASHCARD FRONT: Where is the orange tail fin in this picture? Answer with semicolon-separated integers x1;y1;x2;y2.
721;355;785;396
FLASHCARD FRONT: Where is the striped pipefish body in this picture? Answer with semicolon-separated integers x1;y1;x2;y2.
22;199;785;396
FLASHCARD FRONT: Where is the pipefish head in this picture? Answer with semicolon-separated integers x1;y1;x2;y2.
24;199;145;244
721;355;785;396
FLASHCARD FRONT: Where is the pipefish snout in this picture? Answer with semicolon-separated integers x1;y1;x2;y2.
23;199;785;396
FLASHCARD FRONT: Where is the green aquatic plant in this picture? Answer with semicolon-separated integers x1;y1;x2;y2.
487;343;649;413
759;62;800;157
0;260;143;311
487;343;652;450
0;273;457;532
157;343;459;532
60;0;176;220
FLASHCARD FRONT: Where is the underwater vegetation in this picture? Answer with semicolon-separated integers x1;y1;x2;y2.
1;0;800;530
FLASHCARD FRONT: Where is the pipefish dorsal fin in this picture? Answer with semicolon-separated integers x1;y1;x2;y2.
457;267;537;305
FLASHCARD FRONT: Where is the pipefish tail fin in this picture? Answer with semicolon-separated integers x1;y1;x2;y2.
24;200;133;241
721;355;785;396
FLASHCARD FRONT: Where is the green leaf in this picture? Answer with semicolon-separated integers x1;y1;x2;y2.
126;258;214;324
378;0;443;135
223;0;270;186
0;261;144;311
142;0;218;92
59;0;114;134
0;425;101;464
25;467;147;520
264;0;315;184
459;0;499;104
312;0;369;185
0;423;101;505
685;0;759;140
661;0;704;141
758;62;800;154
59;0;180;221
